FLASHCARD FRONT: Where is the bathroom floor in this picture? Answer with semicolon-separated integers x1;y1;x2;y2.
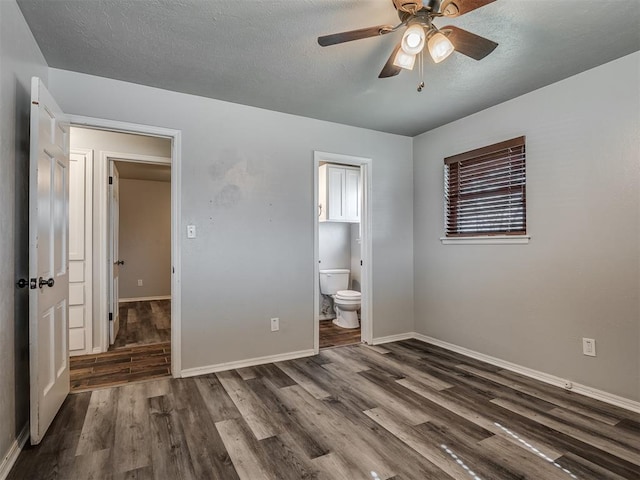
319;319;361;349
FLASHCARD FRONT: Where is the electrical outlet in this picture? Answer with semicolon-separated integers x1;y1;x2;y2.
137;279;143;287
270;317;279;332
582;338;596;357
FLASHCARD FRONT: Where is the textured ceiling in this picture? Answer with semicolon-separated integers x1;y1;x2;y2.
17;0;640;136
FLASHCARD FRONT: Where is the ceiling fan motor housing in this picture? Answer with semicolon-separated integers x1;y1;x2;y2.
393;1;441;14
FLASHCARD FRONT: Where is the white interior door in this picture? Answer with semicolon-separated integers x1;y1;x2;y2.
109;161;121;344
29;77;70;445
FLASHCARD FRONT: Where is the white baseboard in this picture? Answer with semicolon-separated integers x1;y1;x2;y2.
0;425;29;480
69;349;90;357
119;295;171;303
413;333;640;414
372;332;415;345
180;349;316;378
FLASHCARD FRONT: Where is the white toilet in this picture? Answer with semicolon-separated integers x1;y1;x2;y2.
319;269;361;329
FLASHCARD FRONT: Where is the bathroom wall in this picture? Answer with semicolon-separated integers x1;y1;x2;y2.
318;222;351;318
350;224;362;292
318;222;351;270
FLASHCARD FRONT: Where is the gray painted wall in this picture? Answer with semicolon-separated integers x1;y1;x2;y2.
413;52;640;401
318;222;351;271
49;68;414;370
119;179;171;299
0;0;48;465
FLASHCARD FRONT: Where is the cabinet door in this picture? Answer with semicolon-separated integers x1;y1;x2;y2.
344;167;360;222
328;166;345;220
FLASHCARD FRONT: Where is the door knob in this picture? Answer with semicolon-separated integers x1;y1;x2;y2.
16;279;28;288
115;260;125;265
38;277;55;288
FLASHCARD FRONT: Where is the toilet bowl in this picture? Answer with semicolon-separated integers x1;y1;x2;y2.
333;290;361;329
319;269;361;329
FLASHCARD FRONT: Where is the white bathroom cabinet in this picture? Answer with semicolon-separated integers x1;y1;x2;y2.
319;164;360;223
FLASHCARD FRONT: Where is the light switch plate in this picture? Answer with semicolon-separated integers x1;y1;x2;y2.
187;225;196;238
582;338;596;356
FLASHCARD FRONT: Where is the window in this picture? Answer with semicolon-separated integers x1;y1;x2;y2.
444;136;526;237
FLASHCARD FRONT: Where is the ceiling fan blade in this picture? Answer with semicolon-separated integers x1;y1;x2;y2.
318;25;393;47
379;44;403;78
440;0;496;17
444;25;498;60
392;0;424;13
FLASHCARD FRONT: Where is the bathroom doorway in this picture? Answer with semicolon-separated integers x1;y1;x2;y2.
313;151;372;352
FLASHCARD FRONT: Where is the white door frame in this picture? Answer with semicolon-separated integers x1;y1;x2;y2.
70;115;182;377
313;151;373;353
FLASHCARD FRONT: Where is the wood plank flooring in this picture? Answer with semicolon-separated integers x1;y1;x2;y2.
111;300;171;350
71;300;172;391
319;319;361;349
11;339;640;479
70;342;171;392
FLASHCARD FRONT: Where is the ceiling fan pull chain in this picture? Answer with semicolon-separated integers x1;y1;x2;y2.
417;48;425;92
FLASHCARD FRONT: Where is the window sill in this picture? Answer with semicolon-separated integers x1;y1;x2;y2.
440;235;530;245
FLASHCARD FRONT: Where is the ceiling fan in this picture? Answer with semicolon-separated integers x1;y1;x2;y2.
318;0;498;80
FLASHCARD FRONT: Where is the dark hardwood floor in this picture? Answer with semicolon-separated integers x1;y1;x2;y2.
68;300;172;392
111;299;171;350
11;339;640;479
319;319;361;349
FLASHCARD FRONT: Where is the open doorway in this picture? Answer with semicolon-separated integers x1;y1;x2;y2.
314;151;373;352
67;127;174;391
109;159;172;350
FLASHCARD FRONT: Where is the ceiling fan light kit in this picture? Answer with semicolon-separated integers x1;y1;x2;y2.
318;0;498;84
401;23;426;55
428;31;455;63
393;49;417;70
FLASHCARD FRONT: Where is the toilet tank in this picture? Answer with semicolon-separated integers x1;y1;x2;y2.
319;269;350;294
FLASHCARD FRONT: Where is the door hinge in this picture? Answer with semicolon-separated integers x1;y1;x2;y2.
109;312;113;321
108;176;113;185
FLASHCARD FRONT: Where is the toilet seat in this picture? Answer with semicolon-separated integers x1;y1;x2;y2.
335;290;361;302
